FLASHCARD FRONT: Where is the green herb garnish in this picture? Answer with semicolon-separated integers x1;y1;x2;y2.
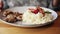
44;11;51;14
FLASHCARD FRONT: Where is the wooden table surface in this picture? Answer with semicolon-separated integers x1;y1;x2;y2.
0;11;60;34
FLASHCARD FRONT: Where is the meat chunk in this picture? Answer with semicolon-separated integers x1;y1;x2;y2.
3;10;13;16
16;15;22;21
13;12;23;17
4;14;16;23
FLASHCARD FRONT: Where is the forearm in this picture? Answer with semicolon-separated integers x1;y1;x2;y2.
52;0;60;11
52;0;59;7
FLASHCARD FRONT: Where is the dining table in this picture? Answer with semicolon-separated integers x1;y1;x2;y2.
0;10;60;34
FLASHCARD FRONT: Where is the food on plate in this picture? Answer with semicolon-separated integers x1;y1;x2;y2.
2;6;53;24
3;10;23;23
22;6;53;24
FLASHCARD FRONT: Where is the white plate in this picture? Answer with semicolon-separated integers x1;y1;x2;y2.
0;6;58;27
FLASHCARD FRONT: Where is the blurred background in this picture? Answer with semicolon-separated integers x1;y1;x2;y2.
0;0;60;11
